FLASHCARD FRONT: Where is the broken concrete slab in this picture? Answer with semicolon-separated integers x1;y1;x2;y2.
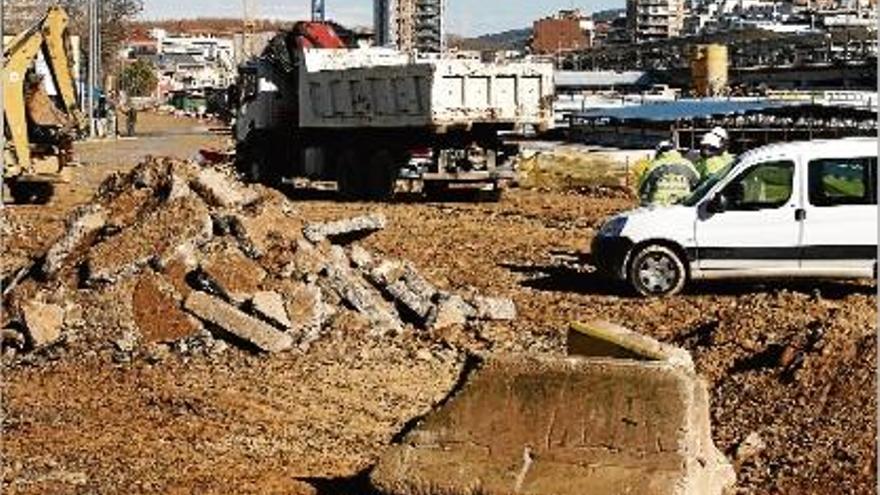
199;244;267;303
368;259;405;287
42;204;107;278
386;281;433;324
371;355;736;495
132;273;201;344
251;291;293;329
184;291;293;353
568;320;694;371
21;300;64;348
191;167;259;209
229;199;303;258
303;213;387;243
321;263;402;335
470;296;517;321
348;245;374;269
86;197;213;284
428;294;471;330
277;281;326;348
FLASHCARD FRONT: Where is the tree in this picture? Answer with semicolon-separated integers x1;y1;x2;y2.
120;59;158;97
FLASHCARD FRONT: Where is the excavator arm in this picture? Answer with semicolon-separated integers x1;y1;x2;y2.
2;6;83;178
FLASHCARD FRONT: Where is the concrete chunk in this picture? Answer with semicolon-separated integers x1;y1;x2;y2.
191;168;258;208
386;281;433;323
132;273;201;343
87;197;213;284
428;294;471;330
21;300;64;348
322;263;402;334
371;355;736;495
471;296;517;321
568;320;694;371
303;213;387;243
43;205;107;277
251;291;293;329
184;292;293;352
281;282;326;347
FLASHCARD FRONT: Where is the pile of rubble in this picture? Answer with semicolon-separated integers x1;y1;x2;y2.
1;158;516;358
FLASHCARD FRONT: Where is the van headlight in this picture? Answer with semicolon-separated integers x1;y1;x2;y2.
598;216;628;237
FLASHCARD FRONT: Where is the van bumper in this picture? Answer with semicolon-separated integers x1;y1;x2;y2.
591;236;634;281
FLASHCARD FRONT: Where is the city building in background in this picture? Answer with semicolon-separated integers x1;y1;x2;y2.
627;0;685;42
373;0;445;52
531;9;595;54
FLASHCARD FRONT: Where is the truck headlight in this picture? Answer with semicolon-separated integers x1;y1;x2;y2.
598;217;628;237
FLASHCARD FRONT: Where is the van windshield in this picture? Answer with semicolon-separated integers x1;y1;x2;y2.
681;160;738;207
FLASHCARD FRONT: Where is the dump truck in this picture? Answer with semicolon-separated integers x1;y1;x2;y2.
2;6;85;201
234;22;554;199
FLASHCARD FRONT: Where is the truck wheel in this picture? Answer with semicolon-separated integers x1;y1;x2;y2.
627;244;687;297
337;149;366;200
367;149;399;201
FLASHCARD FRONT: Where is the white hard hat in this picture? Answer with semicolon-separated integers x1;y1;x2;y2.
656;140;675;152
701;132;723;149
710;126;728;142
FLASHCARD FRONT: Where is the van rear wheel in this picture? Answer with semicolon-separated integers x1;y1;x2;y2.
628;244;687;297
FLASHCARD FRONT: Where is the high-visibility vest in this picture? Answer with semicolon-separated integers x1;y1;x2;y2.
639;152;700;206
695;152;734;180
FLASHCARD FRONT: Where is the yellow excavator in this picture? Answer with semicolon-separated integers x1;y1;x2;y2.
2;6;85;200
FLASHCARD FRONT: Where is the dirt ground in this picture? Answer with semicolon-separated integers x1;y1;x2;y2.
1;113;876;494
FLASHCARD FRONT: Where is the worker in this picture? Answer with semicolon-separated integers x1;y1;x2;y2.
694;127;734;180
126;105;138;137
638;140;700;206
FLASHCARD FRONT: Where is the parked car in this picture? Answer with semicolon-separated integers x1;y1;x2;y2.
592;138;878;296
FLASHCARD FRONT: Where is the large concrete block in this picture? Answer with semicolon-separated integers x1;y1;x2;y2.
371;355;735;495
184;292;293;353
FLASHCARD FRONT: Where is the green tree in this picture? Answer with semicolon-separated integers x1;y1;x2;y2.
120;59;158;97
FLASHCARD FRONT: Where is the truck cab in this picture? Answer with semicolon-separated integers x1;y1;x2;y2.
592;138;878;296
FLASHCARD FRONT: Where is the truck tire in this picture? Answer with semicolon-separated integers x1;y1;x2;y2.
337;148;367;200
237;131;282;187
627;244;687;297
366;148;400;201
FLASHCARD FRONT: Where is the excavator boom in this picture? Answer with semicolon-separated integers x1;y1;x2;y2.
2;6;83;181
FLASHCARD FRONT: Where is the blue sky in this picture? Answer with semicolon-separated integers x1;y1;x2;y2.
140;1;621;36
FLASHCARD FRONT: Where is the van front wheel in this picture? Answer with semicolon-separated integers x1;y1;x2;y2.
628;244;687;297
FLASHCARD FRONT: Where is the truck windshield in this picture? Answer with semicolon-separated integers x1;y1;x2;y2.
681;160;737;207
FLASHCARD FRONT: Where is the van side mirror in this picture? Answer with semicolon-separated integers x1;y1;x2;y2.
725;182;745;203
707;194;728;214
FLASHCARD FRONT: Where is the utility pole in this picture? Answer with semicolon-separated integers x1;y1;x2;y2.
87;0;97;138
1;0;5;205
243;0;257;59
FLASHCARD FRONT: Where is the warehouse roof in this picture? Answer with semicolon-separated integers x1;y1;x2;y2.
555;70;651;88
572;98;788;122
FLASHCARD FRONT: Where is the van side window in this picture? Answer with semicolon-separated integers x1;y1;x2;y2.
809;157;877;207
722;160;795;211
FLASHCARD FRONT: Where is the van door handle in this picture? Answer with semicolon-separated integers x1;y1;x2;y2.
795;208;807;221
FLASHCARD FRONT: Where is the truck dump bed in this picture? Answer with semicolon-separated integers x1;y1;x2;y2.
299;49;554;130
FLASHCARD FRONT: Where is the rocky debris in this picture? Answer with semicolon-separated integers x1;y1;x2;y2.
250;291;293;329
42;204;107;278
191;167;258;208
278;281;326;348
735;431;766;464
372;354;736;495
184;292;293;353
86;197;213;284
303;213;387;243
132;273;201;344
1;157;515;361
470;295;517;321
321;262;403;335
21;300;64;348
428;294;471;330
198;244;267;303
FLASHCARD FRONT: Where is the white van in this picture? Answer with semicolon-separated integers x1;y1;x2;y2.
592;138;878;296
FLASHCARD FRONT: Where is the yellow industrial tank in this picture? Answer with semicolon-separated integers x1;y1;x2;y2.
692;44;729;97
